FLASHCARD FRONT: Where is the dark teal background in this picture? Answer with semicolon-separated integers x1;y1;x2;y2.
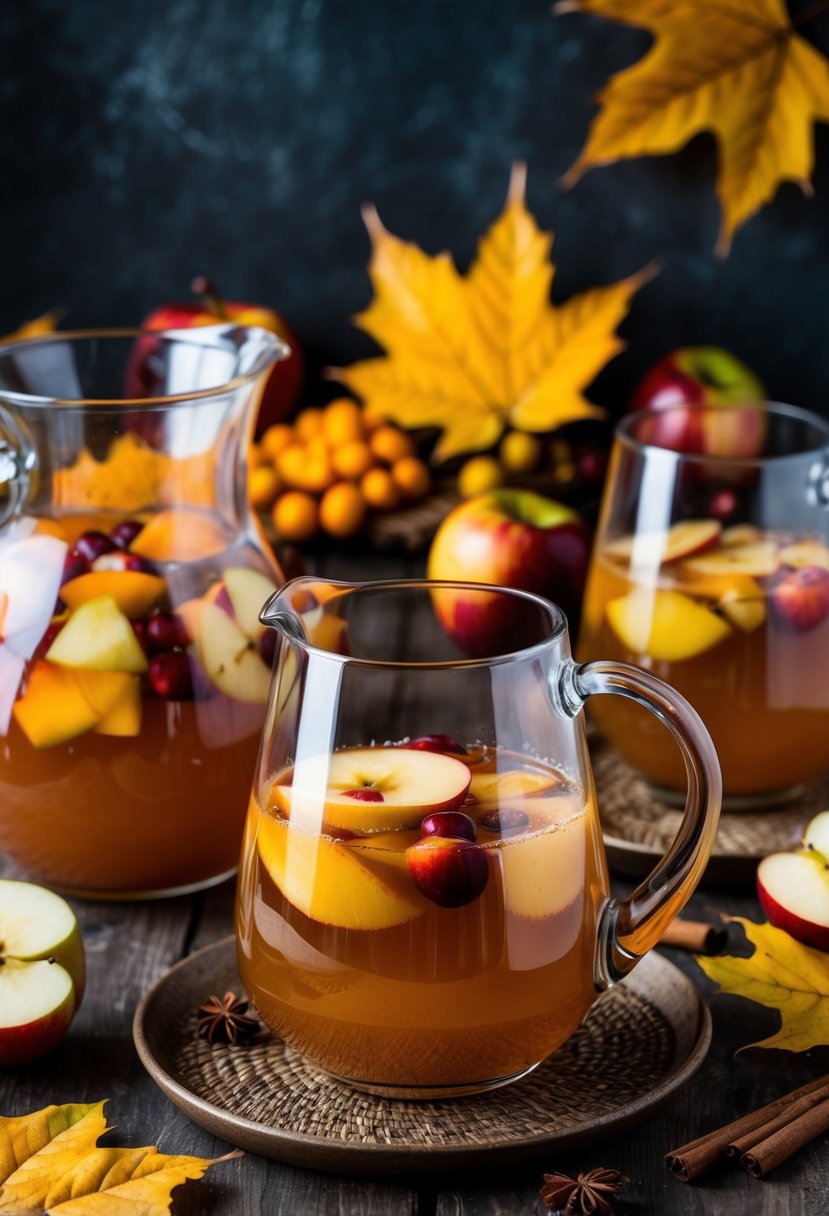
2;0;829;416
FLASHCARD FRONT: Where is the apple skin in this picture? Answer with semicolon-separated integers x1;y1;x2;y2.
630;347;766;458
135;289;303;436
0;979;76;1068
757;851;829;953
427;489;591;655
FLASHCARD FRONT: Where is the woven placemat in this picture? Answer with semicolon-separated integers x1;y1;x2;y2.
134;937;710;1176
592;739;829;886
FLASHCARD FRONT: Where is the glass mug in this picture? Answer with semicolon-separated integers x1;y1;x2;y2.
236;578;720;1098
578;402;829;809
0;326;286;898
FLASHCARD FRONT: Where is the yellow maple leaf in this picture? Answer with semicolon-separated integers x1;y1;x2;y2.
0;1100;240;1216
1;311;62;343
333;164;654;462
697;917;829;1052
557;0;829;252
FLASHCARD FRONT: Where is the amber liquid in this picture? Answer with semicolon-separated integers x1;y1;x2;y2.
578;545;829;797
237;747;608;1094
0;511;271;896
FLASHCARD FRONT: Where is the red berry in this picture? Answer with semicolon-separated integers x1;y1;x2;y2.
342;788;384;802
405;734;467;754
148;652;194;700
421;810;477;841
478;807;530;833
110;520;145;549
708;487;739;520
61;549;90;587
91;552;158;575
131;619;149;653
72;531;117;562
259;628;277;667
406;836;489;908
146;610;190;652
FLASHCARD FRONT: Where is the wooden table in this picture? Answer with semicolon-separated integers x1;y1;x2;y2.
3;549;827;1215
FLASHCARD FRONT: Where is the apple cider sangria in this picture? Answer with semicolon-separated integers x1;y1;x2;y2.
0;507;279;896
236;738;608;1095
579;518;829;799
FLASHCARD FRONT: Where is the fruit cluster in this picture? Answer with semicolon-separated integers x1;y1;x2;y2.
248;399;433;542
456;433;608;499
3;513;277;749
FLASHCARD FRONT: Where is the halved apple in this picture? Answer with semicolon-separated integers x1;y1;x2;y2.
257;810;426;929
60;570;166;618
681;542;779;579
274;747;472;833
607;588;732;661
605;520;721;566
196;601;271;702
0;879;85;1065
757;851;829;952
46;596;148;674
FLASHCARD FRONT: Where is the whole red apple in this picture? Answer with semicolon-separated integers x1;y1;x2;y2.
631;346;766;458
427;489;591;656
137;278;303;436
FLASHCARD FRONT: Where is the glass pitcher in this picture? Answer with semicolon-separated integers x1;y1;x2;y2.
236;577;721;1099
0;326;286;898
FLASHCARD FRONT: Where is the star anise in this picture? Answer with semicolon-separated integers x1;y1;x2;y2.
540;1168;627;1215
197;991;260;1045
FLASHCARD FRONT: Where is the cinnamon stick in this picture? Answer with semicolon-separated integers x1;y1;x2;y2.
659;918;727;954
743;1096;829;1178
727;1083;829;1157
666;1074;829;1181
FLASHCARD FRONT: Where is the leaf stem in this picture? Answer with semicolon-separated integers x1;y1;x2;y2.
793;0;829;27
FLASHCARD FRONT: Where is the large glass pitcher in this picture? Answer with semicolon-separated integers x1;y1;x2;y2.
0;326;286;898
236;577;721;1098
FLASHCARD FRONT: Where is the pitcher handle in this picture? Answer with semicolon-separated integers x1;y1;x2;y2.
0;404;33;529
556;658;721;988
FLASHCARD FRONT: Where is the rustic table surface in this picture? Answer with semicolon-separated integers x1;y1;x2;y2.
3;548;828;1216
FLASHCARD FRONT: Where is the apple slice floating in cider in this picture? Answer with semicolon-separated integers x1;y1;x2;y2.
779;540;829;571
45;595;148;674
607;588;732;661
681;541;779;579
273;747;472;833
605;519;721;566
468;768;564;805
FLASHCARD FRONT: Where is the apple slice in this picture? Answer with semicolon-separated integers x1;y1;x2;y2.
605;520;721;566
674;569;767;633
275;747;472;833
468;768;564;805
46;596;148;674
681;542;780;579
721;524;763;548
0;879;85;1066
757;851;829;952
60;570;166;618
257;811;426;930
607;588;732;661
223;567;277;641
196;601;271;702
718;585;766;632
497;806;586;920
804;811;829;859
780;540;829;572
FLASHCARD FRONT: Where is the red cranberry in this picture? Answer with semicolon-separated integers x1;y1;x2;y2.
708;487;739;520
91;552;158;575
478;807;530;833
61;549;91;587
342;788;384;802
72;530;117;563
131;619;149;653
421;810;477;841
146;610;190;652
406;837;489;908
405;734;467;754
148;652;195;700
259;628;277;667
110;519;145;549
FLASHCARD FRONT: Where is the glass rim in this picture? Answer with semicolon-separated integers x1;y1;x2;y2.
264;576;568;670
616;400;829;466
0;325;288;409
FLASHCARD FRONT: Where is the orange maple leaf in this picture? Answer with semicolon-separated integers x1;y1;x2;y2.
557;0;829;252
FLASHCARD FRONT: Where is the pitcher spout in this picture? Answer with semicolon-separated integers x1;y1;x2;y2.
259;577;358;649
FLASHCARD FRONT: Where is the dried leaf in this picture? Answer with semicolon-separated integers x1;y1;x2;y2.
333;164;652;462
0;1100;240;1216
697;917;829;1052
557;0;829;251
1;311;61;342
